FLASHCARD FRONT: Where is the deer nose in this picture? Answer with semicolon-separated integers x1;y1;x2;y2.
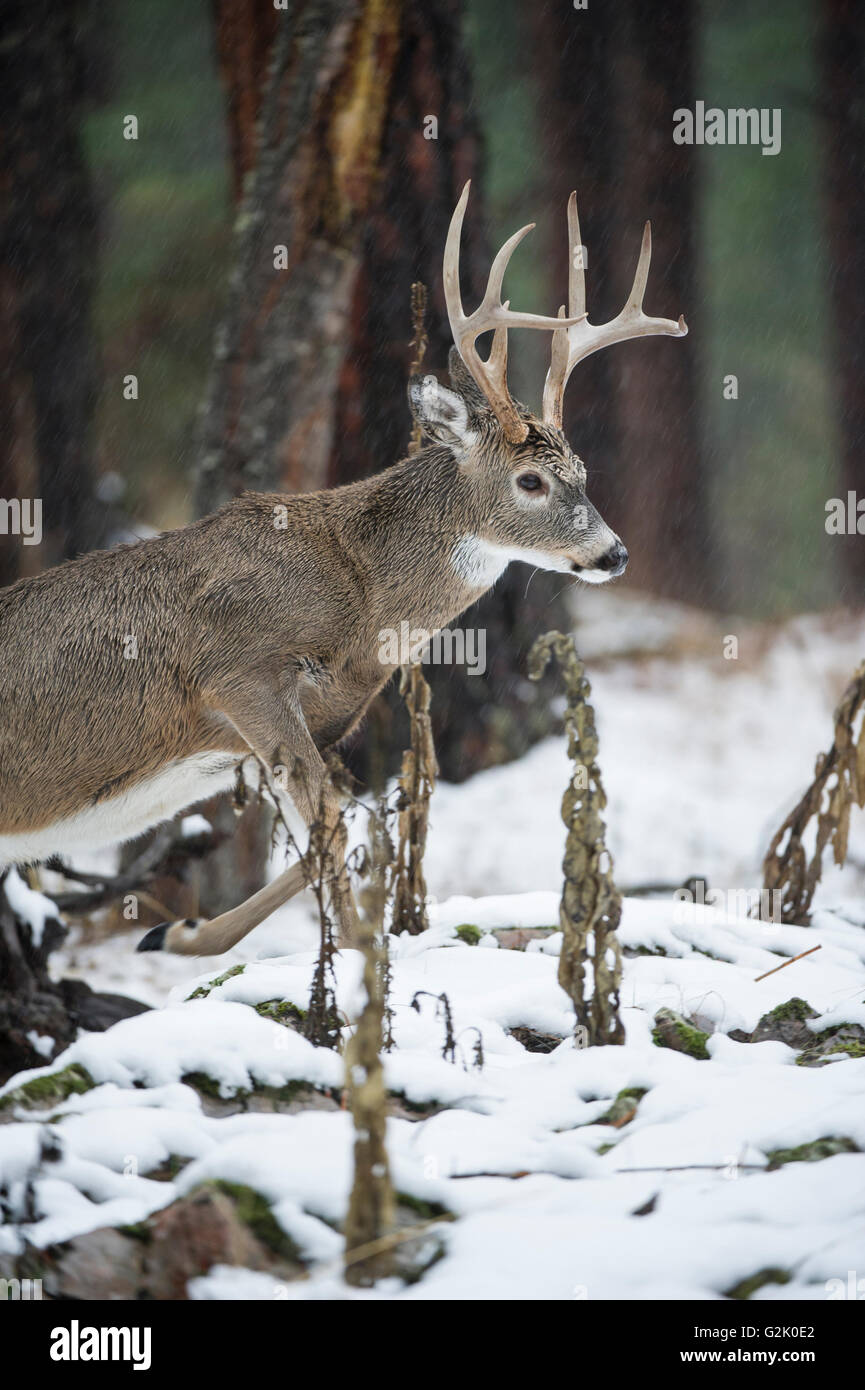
596;541;628;576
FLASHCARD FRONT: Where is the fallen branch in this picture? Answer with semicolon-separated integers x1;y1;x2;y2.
753;944;822;982
613;1163;766;1174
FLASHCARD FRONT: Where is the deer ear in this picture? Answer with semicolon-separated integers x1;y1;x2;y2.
408;373;476;450
447;346;488;411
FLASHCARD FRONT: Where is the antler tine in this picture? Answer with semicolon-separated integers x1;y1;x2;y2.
488;314;509;378
482;224;536;318
567;191;586;318
542;192;688;430
442;180;471;324
444;182;581;444
629;220;653;311
543;307;572;430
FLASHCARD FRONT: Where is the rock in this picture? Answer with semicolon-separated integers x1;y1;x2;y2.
0;1063;95;1113
796;1023;865;1068
631;1192;658;1217
144;1183;301;1299
766;1136;859;1169
599;1087;647;1126
509;1026;564;1053
493;927;557;950
58;978;150;1032
28;1182;306;1301
42;1227;147;1301
652;1008;710;1059
725;1267;792;1300
747;997;820;1049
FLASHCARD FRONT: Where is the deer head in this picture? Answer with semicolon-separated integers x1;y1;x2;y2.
409;182;687;584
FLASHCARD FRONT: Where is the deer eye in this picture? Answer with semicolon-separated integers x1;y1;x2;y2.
517;472;544;493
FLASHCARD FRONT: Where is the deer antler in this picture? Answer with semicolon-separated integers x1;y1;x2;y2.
444;182;580;445
542;192;688;431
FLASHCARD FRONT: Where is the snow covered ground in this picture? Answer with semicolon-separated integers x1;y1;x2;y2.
2;594;865;1300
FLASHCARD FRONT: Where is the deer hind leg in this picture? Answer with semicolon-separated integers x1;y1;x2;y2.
137;686;359;956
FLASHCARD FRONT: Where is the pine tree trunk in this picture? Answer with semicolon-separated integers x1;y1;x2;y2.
529;1;619;522
530;0;711;604
196;0;403;512
0;3;145;1073
820;0;865;599
0;0;104;587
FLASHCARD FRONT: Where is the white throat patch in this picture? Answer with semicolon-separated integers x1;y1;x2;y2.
450;535;571;587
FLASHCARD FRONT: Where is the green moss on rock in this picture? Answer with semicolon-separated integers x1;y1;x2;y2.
185;963;246;1001
766;997;816;1023
181;1071;311;1108
396;1191;453;1221
766;1137;859;1169
725;1268;791;1300
206;1181;301;1262
144;1153;191;1182
455;924;481;946
823;1041;865;1059
652;1009;710;1060
254;999;306;1028
599;1087;648;1126
0;1063;94;1112
388;1091;439;1116
796;1022;865;1066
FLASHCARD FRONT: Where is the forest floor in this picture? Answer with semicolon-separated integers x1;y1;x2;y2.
1;591;864;1300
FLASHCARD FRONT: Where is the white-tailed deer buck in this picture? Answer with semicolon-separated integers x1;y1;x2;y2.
0;185;686;956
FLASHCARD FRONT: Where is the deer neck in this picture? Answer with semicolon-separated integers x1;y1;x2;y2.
352;446;504;637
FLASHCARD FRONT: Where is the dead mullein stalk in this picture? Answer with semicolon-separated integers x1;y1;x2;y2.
763;659;865;924
391;279;437;935
302;758;346;1050
391;662;437;934
344;806;396;1287
529;632;624;1046
408;281;428;457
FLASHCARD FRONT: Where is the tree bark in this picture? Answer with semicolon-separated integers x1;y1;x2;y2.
529;0;619;523
0;4;146;1074
529;0;711;603
820;0;865;599
196;0;403;512
0;0;104;587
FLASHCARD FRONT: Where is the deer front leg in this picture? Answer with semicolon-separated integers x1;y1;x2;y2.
136;684;359;955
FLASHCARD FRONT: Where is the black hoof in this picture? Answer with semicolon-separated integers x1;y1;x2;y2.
136;922;169;952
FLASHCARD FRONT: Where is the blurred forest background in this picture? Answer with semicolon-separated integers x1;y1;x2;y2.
1;0;863;790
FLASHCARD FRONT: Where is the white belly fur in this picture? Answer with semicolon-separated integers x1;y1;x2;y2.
0;751;240;867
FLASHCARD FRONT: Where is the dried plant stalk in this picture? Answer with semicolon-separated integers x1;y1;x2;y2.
408;280;428;457
529;631;624;1046
344;807;395;1286
392;277;436;935
302;760;345;1050
763;659;865;924
391;662;437;935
